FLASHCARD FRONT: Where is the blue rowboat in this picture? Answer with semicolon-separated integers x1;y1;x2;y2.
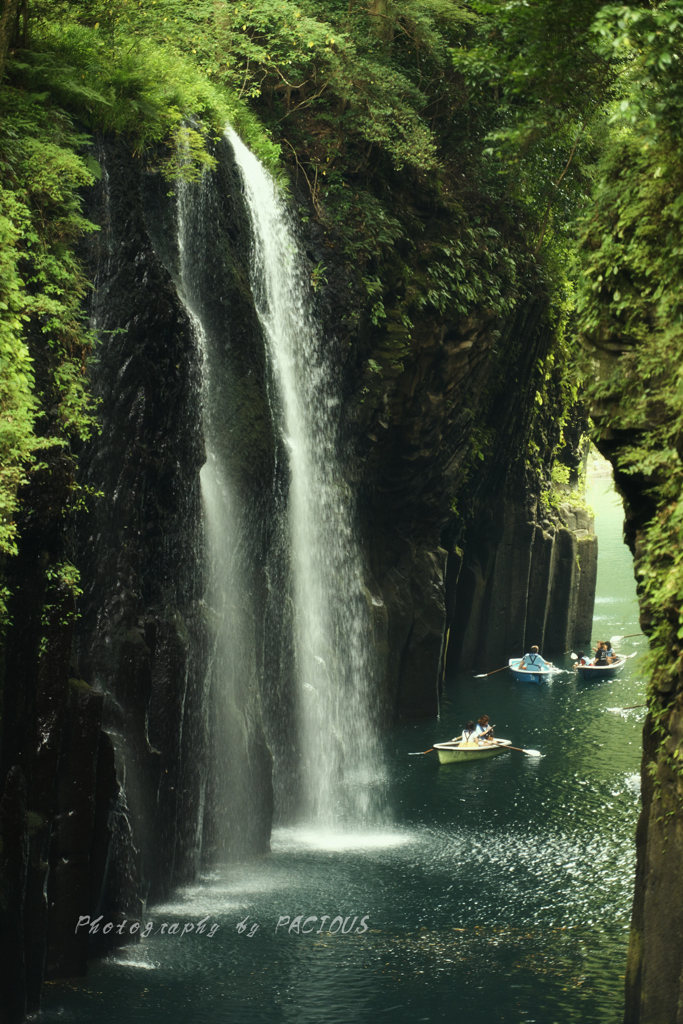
575;658;626;680
509;658;551;684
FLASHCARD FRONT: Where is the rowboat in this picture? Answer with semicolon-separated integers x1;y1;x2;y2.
433;739;512;764
575;658;626;680
508;658;551;684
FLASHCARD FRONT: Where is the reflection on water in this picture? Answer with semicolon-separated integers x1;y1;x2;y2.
41;475;642;1023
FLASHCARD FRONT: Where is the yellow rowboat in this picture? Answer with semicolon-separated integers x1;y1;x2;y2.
433;739;512;764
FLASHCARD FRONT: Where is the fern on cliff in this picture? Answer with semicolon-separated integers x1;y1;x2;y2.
0;3;279;623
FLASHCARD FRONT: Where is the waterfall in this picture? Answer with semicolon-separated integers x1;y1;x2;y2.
175;169;269;858
226;127;384;826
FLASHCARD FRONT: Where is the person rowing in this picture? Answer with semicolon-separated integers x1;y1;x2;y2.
475;714;494;741
593;642;609;667
519;645;552;670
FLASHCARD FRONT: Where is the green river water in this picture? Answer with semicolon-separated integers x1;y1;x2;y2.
41;475;644;1024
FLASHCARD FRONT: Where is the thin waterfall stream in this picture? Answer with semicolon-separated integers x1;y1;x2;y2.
176;167;264;857
225;127;384;826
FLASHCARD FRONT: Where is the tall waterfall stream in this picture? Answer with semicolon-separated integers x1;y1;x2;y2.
43;138;642;1023
225;127;383;826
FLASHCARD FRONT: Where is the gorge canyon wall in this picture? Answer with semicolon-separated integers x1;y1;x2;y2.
0;134;595;1021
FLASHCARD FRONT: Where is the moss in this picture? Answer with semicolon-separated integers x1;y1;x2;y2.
26;810;47;836
68;677;92;693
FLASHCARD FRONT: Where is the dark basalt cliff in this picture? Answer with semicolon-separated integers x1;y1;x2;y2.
591;382;682;1024
359;302;596;716
0;136;596;1021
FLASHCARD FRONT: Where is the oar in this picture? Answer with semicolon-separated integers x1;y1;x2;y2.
408;748;434;755
474;664;509;678
611;632;645;642
492;741;542;757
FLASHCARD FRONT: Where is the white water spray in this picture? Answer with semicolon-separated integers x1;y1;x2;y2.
226;127;384;825
176;171;260;856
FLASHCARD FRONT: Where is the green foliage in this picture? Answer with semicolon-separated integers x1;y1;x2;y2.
551;464;570;486
0;187;38;558
594;2;683;144
8;20;278;175
574;2;683;762
39;559;83;653
208;0;468;172
0;0;279;628
0;91;101;579
450;0;625;255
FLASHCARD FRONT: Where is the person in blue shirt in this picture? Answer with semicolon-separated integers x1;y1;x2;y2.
475;715;494;740
519;645;552;669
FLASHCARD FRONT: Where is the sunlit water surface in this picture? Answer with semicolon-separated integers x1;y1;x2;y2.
41;476;643;1023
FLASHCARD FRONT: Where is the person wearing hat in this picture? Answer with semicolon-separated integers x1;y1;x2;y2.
519;645;552;670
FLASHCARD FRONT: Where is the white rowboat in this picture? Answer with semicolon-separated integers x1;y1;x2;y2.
575;658;626;680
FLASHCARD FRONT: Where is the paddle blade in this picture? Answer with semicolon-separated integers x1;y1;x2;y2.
474;673;487;678
525;749;542;757
570;652;578;660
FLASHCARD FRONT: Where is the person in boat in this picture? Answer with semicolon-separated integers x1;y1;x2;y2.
576;651;588;666
592;642;610;667
475;715;494;741
519;645;552;670
460;720;477;744
604;640;617;663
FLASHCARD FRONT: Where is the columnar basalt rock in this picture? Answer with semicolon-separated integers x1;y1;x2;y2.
340;274;595;695
76;135;276;891
441;498;595;676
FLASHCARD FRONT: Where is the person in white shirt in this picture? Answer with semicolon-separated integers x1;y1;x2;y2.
456;720;477;744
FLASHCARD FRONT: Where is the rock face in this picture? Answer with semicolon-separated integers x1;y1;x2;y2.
447;499;596;679
0;321;111;1016
338;283;597;713
0;135;598;1019
74;136;276;895
592;434;683;1024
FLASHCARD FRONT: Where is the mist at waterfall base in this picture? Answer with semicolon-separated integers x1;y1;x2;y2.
42;481;641;1019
